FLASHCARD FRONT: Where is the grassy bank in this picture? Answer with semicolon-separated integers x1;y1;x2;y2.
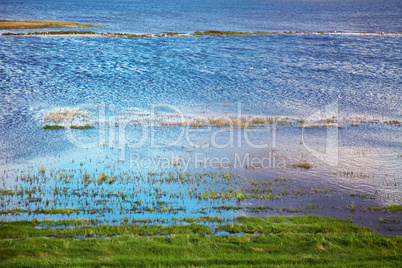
0;216;400;267
0;20;107;30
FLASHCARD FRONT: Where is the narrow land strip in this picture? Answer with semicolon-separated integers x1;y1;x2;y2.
0;20;107;30
2;30;401;37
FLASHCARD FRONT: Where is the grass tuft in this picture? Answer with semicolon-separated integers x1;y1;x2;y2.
292;162;313;169
43;125;64;129
70;124;95;129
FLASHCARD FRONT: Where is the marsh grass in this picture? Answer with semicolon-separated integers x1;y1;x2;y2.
43;125;64;129
160;115;284;129
292;162;313;169
43;124;94;129
192;30;274;36
183;216;222;223
44;108;88;124
70;124;95;129
297;124;344;129
384;120;401;126
38;165;46;172
385;205;402;212
37;107;400;132
3;30;98;36
0;20;107;30
350;122;361;126
0;216;401;267
1;169;400;237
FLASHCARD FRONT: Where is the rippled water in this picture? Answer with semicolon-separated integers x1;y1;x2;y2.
0;0;401;234
1;0;401;33
1;34;401;159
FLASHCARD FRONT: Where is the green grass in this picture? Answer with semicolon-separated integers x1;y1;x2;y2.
0;219;211;239
292;162;313;169
0;20;107;30
0;190;15;195
43;125;65;129
43;124;94;129
166;32;179;36
0;208;26;215
0;216;400;267
183;216;222;223
70;124;95;129
385;205;402;212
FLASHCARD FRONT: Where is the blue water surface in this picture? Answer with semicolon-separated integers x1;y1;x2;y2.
0;0;401;234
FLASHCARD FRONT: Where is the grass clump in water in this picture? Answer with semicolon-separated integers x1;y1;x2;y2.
192;30;272;36
384;205;402;212
70;124;94;129
43;124;94;129
184;216;222;223
97;173;115;184
43;125;64;129
292;162;313;169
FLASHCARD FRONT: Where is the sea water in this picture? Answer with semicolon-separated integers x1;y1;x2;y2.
0;0;401;234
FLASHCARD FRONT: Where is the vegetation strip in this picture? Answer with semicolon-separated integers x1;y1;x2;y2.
3;30;402;37
0;216;401;267
0;20;107;30
43;124;94;129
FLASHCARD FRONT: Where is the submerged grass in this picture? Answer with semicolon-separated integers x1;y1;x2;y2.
0;216;401;267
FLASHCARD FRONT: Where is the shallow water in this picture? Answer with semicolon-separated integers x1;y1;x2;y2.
0;0;401;235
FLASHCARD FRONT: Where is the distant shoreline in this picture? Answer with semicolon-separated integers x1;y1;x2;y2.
0;20;107;30
2;30;402;37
